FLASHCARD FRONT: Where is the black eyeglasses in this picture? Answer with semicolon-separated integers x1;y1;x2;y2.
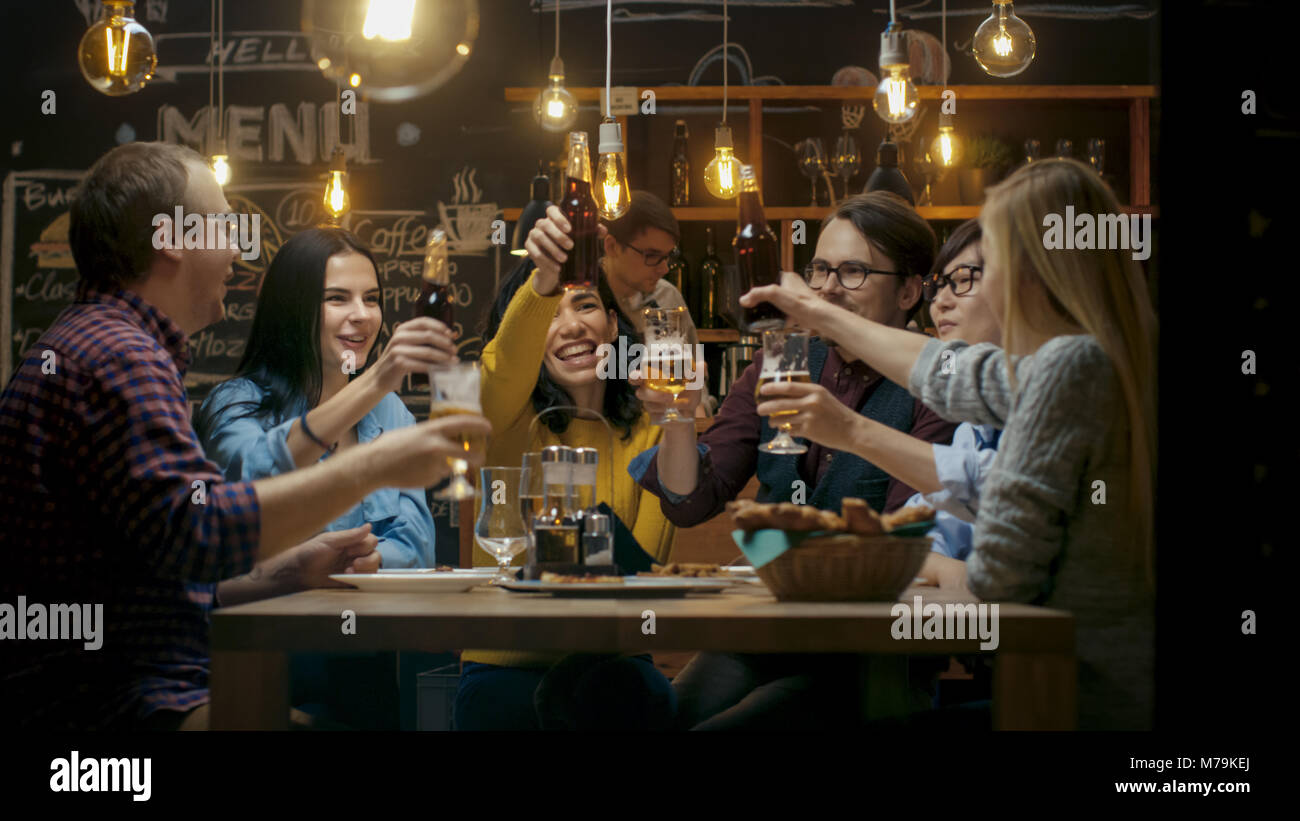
802;260;905;290
625;243;680;267
922;264;983;302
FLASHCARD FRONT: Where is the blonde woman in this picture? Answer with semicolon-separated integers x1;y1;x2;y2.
745;158;1157;730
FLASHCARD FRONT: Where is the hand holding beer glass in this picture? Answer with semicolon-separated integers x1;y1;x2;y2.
757;330;811;455
641;307;697;425
429;360;485;500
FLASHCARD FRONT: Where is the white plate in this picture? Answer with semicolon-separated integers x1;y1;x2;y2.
329;572;493;593
500;578;729;597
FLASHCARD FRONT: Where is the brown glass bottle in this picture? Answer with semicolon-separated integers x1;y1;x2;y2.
670;120;690;207
411;229;453;388
732;165;785;332
559;132;600;290
696;226;722;329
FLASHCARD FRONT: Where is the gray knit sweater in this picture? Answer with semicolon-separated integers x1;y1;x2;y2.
909;335;1154;730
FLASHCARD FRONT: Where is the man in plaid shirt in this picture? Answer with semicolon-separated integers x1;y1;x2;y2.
0;142;489;730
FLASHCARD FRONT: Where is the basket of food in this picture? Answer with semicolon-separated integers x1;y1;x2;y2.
728;498;934;602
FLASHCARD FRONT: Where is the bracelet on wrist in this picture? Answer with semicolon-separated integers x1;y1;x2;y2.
299;411;338;454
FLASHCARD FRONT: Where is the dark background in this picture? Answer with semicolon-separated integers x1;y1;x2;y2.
0;0;1285;737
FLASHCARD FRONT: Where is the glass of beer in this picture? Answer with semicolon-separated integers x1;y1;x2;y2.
429;360;484;500
641;307;696;425
757;330;810;455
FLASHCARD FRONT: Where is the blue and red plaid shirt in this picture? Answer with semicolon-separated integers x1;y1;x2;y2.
0;285;261;730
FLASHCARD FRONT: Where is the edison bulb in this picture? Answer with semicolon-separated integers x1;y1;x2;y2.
930;125;962;168
210;154;231;186
704;125;742;200
323;150;351;220
534;57;578;132
78;1;157;96
302;0;479;103
973;1;1036;78
874;66;919;124
594;120;630;220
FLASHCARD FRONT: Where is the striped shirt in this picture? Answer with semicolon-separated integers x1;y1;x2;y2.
0;285;261;729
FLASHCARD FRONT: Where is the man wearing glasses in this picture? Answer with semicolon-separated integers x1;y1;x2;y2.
632;191;955;523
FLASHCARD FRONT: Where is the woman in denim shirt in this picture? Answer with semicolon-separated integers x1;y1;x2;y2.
196;227;454;567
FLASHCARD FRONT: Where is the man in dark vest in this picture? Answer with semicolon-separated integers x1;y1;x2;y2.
629;191;955;523
627;191;957;730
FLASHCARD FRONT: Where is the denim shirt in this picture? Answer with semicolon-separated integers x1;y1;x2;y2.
197;378;436;568
905;421;1001;560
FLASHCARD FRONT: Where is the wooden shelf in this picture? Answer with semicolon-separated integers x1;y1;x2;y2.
499;205;1157;222
505;84;1157;103
697;329;741;343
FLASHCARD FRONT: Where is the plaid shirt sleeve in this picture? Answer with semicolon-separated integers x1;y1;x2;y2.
80;340;261;582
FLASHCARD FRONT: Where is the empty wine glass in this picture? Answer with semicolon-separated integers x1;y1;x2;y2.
830;130;862;199
1055;137;1074;159
475;466;529;584
912;151;936;206
1023;138;1041;165
796;137;827;206
1086;138;1105;175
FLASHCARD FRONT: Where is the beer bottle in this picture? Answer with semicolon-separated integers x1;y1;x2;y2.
697;226;722;329
411;228;453;389
558;132;600;290
732;165;785;332
670;120;690;207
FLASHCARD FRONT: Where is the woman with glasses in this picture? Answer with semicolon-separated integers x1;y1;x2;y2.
742;160;1157;729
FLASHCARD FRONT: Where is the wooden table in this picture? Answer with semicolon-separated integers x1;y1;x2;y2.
210;585;1075;730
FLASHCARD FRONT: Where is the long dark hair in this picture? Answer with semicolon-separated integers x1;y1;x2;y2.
195;227;383;439
480;258;643;440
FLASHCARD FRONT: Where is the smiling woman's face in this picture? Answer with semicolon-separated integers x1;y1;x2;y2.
319;251;382;374
543;288;618;388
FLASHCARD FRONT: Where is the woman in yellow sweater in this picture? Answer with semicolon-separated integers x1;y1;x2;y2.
455;208;678;730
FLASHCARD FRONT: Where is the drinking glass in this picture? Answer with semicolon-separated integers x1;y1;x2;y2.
1086;137;1105;175
519;452;545;543
641;307;697;425
430;360;484;500
830;130;862;199
474;466;529;584
795;137;827;206
1023;138;1041;166
756;330;810;455
1055;137;1074;159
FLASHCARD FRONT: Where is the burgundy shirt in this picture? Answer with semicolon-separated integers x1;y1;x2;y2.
635;344;957;527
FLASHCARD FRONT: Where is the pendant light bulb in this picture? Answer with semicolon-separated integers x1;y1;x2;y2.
535;56;578;132
704;125;743;200
929;112;963;168
210;146;231;186
873;25;918;124
323;149;351;221
595;119;630;220
78;1;157;96
972;1;1036;78
363;0;416;42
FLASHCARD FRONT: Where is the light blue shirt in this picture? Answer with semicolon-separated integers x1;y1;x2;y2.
197;378;437;568
905;422;1001;560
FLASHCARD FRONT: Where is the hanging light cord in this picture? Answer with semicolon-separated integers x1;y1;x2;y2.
554;0;560;60
890;0;897;26
722;0;728;123
604;0;612;118
207;0;215;149
942;0;947;84
217;0;224;143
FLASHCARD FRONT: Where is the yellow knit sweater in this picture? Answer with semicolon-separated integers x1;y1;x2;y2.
462;273;676;668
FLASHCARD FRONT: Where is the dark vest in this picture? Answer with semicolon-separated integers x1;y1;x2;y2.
755;339;915;514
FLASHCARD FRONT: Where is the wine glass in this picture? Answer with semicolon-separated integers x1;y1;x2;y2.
756;330;810;455
1055;137;1074;159
474;466;529;584
830;130;861;199
641;307;697;425
912;151;936;206
795;138;827;206
430;360;484;501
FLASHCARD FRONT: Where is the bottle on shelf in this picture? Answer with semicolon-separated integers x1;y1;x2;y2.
558;132;600;291
666;249;690;313
696;226;722;330
733;165;785;332
864;140;914;205
670;120;691;207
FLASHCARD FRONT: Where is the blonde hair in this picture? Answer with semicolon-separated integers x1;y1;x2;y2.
980;158;1158;582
